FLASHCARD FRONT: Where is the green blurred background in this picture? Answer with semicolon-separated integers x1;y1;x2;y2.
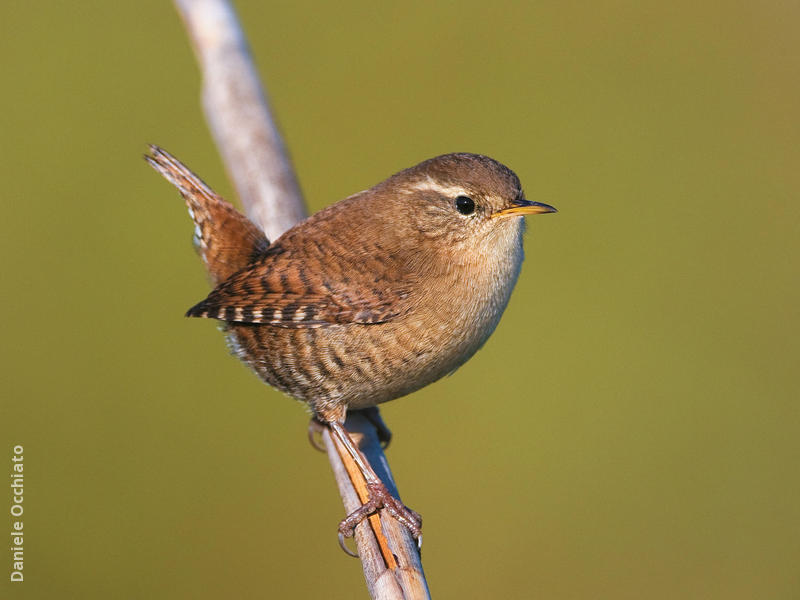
2;1;798;598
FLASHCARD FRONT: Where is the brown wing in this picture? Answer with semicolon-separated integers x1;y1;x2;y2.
185;240;414;328
145;145;269;284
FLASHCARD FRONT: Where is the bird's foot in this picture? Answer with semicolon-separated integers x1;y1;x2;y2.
312;409;391;452
337;481;422;555
355;407;393;449
307;416;327;452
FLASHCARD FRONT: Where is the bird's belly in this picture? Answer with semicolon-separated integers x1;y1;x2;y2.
223;235;523;420
224;287;507;419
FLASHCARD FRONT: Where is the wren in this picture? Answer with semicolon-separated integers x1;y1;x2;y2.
146;146;555;545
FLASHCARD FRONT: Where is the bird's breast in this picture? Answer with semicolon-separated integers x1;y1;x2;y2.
358;221;527;406
418;227;525;365
225;222;526;415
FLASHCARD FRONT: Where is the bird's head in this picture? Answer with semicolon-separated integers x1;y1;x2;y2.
370;153;556;264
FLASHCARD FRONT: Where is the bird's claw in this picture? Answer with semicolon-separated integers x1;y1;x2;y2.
337;531;359;557
307;416;327;452
357;407;393;449
336;481;422;556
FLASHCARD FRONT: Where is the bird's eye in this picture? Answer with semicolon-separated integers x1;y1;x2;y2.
455;195;475;215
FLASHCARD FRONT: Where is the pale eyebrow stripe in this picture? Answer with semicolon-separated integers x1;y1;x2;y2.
405;177;470;198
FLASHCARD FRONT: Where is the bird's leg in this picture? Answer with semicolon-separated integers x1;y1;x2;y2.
327;420;422;544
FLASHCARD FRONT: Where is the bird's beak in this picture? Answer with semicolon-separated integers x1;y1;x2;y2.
492;199;557;219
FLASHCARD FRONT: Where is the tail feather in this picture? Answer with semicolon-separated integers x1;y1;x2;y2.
145;145;269;284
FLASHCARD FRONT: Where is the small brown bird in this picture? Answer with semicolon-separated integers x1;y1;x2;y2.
146;146;555;545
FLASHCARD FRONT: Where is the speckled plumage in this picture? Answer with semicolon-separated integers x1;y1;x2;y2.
147;147;554;423
147;145;555;542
